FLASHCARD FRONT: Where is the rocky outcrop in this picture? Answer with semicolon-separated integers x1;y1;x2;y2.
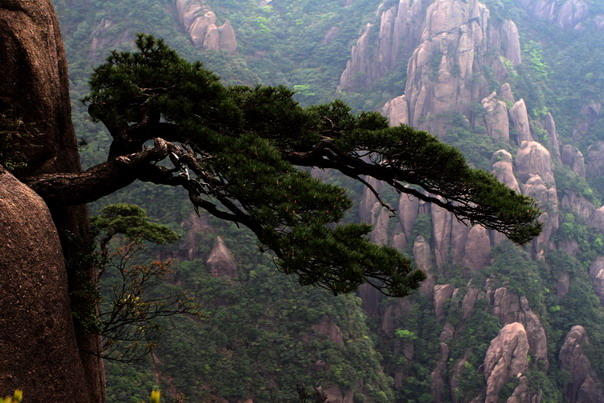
176;0;237;52
323;385;354;403
589;257;604;306
515;141;555;185
405;0;491;129
515;141;559;251
500;82;515;104
561;144;586;177
558;0;590;30
206;236;238;279
179;212;212;260
522;175;559;251
506;376;542;403
462;226;491;271
509;100;533;145
586;141;604;178
491;150;520;193
382;94;409;126
0;0;80;178
0;167;92;401
482;92;510;143
488;286;548;367
338;0;429;90
559;326;604;402
434;284;455;319
560;192;595;222
541;112;562;162
482;322;530;403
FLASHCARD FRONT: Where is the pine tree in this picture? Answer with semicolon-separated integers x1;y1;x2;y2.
24;34;541;297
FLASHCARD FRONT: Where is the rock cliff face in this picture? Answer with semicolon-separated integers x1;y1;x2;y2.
0;0;80;177
176;0;237;52
0;167;92;401
345;0;521;133
0;1;101;400
338;0;430;90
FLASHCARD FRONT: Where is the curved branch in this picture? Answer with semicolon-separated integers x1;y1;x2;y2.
25;138;170;205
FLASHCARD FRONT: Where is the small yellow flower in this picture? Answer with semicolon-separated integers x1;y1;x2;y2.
150;390;160;403
13;390;22;403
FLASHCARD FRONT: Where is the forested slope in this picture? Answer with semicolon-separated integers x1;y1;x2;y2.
52;0;604;401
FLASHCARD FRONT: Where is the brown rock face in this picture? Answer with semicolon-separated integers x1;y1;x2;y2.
515;141;555;185
405;0;491;128
312;316;344;346
206;236;238;279
559;326;604;403
509;100;533;145
561;144;586;177
176;0;237;52
462;226;491;271
338;0;429;90
542;113;562;162
557;0;589;29
491;150;520;193
520;0;590;30
382;94;409;126
1;1;101;400
488;287;548;367
0;0;80;178
0;168;92;401
482;92;510;143
482;322;530;403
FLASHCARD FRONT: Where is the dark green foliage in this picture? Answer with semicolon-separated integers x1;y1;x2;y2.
91;203;180;245
80;34;540;298
131;215;396;402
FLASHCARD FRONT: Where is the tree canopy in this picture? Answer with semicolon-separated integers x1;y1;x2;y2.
25;34;541;297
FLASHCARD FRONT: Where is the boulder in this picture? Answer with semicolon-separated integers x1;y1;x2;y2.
515;141;555;185
482;92;510;143
559;326;604;402
491;150;520;193
488;287;548;367
483;323;530;403
0;167;91;401
561;144;586;177
382;95;409;126
176;0;237;52
509;100;533;145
